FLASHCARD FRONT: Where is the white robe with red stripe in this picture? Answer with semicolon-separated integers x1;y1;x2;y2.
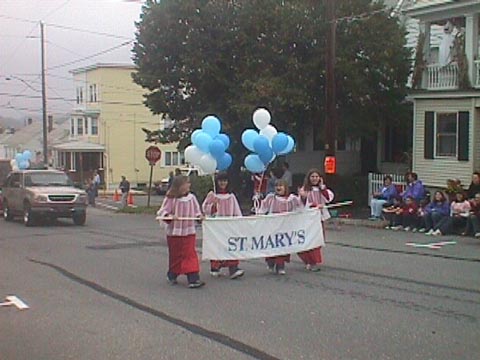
202;191;242;217
157;193;202;236
258;193;303;215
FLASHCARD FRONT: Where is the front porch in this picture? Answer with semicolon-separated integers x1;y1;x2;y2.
52;141;105;186
409;6;480;91
425;60;480;90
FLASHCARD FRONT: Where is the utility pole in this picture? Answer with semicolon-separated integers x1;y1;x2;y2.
40;21;48;166
325;0;336;158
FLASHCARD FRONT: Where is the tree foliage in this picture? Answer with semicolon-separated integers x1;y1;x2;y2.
132;0;411;153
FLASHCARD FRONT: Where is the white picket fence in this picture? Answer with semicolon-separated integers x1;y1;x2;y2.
367;173;406;207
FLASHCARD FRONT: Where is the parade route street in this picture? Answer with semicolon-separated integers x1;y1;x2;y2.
1;208;479;360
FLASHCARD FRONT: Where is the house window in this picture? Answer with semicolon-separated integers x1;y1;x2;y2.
435;112;457;157
91;118;98;135
70;118;75;136
76;87;83;104
77;117;84;136
164;151;184;166
84;118;88;134
89;84;97;103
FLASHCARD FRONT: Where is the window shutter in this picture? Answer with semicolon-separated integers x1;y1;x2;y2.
424;112;434;159
458;111;469;161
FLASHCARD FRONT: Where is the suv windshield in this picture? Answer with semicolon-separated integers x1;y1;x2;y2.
24;173;73;187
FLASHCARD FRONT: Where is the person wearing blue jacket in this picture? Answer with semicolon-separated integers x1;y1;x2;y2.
420;191;450;234
402;172;426;203
370;175;398;220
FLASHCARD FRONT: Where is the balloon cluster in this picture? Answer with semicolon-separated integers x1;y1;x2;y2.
11;150;32;170
242;108;295;173
184;116;232;174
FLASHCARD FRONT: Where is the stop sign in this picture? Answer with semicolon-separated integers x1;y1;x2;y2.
145;146;162;165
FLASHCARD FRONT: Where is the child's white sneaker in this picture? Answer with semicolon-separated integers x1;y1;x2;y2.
230;269;245;279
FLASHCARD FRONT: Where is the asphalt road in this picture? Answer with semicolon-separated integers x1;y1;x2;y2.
1;208;479;360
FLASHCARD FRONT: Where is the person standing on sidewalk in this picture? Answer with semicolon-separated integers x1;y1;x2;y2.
119;176;130;208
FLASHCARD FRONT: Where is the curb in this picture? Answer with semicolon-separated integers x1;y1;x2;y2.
330;218;388;229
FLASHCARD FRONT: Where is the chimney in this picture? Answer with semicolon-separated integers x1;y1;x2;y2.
48;115;53;132
27;118;32;125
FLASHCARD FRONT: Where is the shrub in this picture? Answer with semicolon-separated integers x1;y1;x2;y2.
190;175;215;203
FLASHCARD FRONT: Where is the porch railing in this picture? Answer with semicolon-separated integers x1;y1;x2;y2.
426;63;458;90
367;173;406;207
475;59;480;88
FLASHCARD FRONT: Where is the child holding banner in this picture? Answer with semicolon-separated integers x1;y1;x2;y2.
202;172;245;279
156;176;205;289
298;168;334;271
258;179;303;275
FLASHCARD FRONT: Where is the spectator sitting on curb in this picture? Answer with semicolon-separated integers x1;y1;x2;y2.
464;193;480;238
467;172;480;200
419;191;450;235
390;196;418;232
401;172;425;204
369;175;398;221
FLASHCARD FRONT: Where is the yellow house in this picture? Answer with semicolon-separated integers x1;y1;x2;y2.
52;63;182;188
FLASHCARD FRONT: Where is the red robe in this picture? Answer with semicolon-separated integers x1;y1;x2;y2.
157;193;202;275
297;186;334;266
202;191;243;270
259;193;303;266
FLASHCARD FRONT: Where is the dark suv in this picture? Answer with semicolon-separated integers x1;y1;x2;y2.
2;169;87;226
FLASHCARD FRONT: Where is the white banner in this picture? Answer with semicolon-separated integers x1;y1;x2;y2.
202;210;324;260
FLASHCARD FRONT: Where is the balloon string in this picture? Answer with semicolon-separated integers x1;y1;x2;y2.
253;171;265;215
212;174;216;194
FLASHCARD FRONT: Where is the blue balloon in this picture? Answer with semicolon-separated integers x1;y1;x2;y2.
19;160;29;170
194;132;213;153
278;135;295;155
253;136;270;155
15;153;22;164
259;147;274;165
191;129;202;144
217;152;232;171
215;133;230;150
22;150;32;161
244;154;265;173
272;133;289;154
241;129;259;152
209;139;226;160
202;116;221;137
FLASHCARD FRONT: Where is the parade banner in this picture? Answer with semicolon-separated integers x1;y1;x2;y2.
202;210;324;260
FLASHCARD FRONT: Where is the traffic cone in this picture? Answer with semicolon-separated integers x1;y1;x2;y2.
127;192;134;206
113;189;120;202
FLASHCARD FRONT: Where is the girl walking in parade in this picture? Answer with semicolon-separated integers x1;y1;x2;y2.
258;179;303;275
156;176;205;289
202;172;245;279
298;168;334;272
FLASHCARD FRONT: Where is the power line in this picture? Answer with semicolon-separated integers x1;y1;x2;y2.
0;14;134;40
47;40;134;70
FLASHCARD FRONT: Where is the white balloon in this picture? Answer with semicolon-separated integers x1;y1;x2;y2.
184;145;204;165
259;125;278;143
252;108;271;130
10;159;17;167
12;165;19;171
199;154;217;175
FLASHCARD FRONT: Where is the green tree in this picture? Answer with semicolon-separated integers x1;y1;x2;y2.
132;0;410;169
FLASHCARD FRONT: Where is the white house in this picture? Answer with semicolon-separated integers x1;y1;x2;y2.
404;0;480;187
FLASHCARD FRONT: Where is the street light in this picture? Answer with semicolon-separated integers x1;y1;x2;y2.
4;75;40;92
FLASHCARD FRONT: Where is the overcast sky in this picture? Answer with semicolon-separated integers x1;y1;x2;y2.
0;0;144;121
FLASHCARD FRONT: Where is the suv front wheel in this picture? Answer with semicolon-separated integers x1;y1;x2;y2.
73;212;86;226
3;201;13;221
23;202;35;227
